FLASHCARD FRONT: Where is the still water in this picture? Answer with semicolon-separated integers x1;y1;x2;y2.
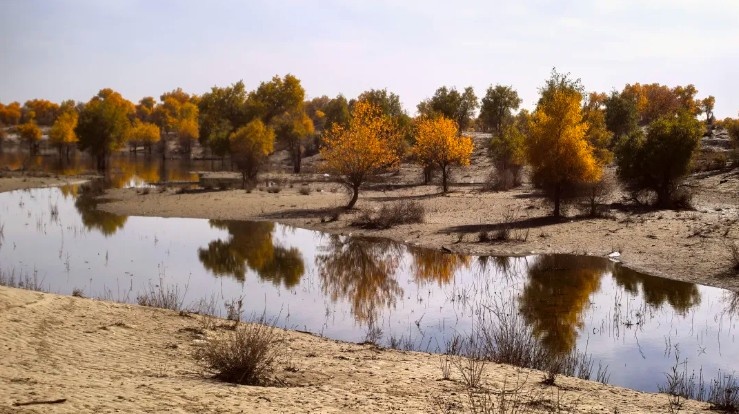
0;151;218;188
0;185;737;393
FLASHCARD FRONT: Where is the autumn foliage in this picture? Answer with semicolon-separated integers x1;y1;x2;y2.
229;119;275;186
413;116;473;193
320;101;402;209
527;73;602;217
49;110;79;156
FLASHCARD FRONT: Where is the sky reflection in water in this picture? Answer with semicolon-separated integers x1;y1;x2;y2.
0;185;736;393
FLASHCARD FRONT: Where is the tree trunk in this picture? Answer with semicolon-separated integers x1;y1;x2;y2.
441;166;449;194
346;183;360;209
292;145;301;174
423;165;432;184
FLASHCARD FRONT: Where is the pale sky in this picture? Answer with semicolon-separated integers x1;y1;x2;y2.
1;0;738;118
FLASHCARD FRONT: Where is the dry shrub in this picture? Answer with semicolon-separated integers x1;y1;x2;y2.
194;317;284;386
730;242;739;274
670;186;694;210
353;200;425;229
299;186;311;195
484;167;523;191
136;280;186;311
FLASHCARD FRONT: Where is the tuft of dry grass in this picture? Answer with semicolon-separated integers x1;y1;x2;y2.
194;316;285;386
136;279;187;311
352;200;425;229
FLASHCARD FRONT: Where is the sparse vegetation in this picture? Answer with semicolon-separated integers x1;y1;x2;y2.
194;316;285;386
352;200;425;229
0;269;45;292
136;279;187;311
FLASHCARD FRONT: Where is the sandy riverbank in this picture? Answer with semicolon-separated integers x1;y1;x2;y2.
96;165;739;293
0;286;711;413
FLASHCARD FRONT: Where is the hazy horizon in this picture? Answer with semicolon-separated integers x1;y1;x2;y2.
1;0;737;118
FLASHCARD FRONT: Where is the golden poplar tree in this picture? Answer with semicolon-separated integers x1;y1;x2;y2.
127;120;161;154
320;101;402;209
49;110;78;157
17;121;42;155
229;119;275;187
413;116;473;193
527;72;601;217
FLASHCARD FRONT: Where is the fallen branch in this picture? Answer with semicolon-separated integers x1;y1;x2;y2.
13;398;67;407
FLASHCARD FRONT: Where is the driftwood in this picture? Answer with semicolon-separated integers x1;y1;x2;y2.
13;398;67;407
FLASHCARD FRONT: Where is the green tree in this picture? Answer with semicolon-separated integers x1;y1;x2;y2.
417;86;479;132
700;96;715;125
615;112;703;208
273;110;314;173
198;81;249;159
604;91;639;146
527;71;602;217
229;119;275;186
323;94;351;131
247;74;309;172
489;118;527;189
75;89;134;169
17;121;42;155
247;74;305;124
479;85;522;137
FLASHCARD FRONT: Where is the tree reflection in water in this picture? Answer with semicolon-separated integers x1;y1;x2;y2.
612;265;700;313
316;235;404;324
408;246;470;286
519;255;607;356
74;184;127;236
198;220;305;287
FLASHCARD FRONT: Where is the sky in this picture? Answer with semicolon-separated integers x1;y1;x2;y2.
1;0;738;118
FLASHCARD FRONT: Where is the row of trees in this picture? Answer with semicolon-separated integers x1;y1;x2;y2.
2;72;736;214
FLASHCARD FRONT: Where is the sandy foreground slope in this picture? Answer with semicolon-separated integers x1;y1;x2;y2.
0;286;709;413
0;168;736;413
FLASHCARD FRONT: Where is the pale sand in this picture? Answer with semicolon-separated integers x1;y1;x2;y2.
1;160;737;413
0;286;709;413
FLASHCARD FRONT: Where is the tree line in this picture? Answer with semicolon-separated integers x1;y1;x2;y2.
1;70;737;214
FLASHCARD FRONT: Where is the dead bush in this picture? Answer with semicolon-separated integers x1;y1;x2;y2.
670;187;694;210
298;186;311;195
194;316;285;386
484;167;523;191
352;201;425;229
136;279;186;311
728;242;739;274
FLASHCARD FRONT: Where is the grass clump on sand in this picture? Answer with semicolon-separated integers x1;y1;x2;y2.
353;200;425;229
194;316;284;386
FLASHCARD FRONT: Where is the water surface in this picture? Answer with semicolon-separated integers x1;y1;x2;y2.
0;186;736;393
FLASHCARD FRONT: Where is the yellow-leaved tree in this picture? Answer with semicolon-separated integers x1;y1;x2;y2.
527;71;602;217
229;119;275;187
49;110;78;158
17;121;42;155
320;101;402;209
127;120;161;154
413;116;473;193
